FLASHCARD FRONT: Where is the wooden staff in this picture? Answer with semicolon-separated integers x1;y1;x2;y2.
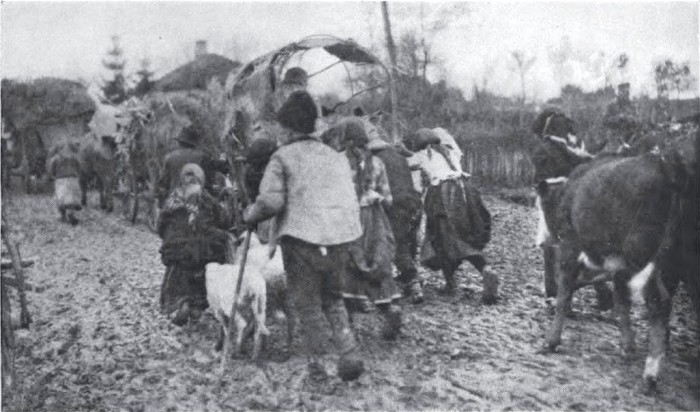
219;228;252;374
1;213;31;328
220;125;254;373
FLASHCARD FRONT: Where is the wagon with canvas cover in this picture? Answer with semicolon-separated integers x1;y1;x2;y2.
221;34;399;199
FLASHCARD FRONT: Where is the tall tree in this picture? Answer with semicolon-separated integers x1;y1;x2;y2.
381;1;399;142
510;51;536;103
132;57;155;97
101;35;128;104
653;59;694;100
381;2;398;76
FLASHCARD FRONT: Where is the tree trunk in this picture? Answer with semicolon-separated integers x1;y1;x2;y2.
381;2;398;73
381;1;400;143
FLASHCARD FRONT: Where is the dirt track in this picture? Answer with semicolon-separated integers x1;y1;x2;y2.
2;191;698;411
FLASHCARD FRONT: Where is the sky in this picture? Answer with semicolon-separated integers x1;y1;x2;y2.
1;1;698;102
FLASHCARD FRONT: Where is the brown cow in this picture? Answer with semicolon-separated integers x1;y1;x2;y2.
79;132;118;212
537;135;698;391
530;109;614;310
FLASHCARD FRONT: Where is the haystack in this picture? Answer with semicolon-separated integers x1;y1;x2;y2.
1;78;95;132
1;78;96;176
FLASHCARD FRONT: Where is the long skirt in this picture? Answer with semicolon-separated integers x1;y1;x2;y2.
55;177;82;211
420;176;492;271
159;264;208;315
343;203;401;305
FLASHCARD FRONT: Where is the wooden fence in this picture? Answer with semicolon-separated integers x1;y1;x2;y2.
463;145;535;188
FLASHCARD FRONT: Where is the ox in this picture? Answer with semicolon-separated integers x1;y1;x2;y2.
537;134;698;391
79;133;118;212
531;109;614;309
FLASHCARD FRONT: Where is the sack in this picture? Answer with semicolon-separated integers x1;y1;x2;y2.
159;232;228;268
404;128;440;152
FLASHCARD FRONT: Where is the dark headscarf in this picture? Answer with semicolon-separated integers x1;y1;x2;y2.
339;118;374;199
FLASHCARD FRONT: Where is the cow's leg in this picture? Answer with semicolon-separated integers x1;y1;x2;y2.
97;178;107;210
593;281;614;311
543;246;558;299
79;175;88;207
644;286;671;391
103;176;115;213
613;272;635;356
545;243;578;351
643;268;679;391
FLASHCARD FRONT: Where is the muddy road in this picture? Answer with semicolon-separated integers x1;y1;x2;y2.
2;192;698;411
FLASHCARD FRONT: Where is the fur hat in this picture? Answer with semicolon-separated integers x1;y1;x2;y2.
176;125;200;147
277;91;317;134
282;67;309;87
340;117;369;147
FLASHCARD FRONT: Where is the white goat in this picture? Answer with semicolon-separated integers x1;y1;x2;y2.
205;232;291;361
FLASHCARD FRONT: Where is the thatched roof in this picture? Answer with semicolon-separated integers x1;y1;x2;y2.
1;77;96;130
154;54;241;93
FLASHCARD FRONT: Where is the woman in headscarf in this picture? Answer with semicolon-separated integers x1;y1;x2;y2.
324;117;402;340
157;163;232;326
406;128;499;304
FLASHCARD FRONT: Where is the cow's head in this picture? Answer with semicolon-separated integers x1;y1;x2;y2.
532;109;580;147
534;176;568;248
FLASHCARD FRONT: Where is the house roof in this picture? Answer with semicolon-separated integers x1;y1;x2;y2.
154;54;241;92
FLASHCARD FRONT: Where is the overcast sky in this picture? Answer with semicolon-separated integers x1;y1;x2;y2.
1;1;698;101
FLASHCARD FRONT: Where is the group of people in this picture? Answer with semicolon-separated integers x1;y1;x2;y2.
154;87;499;382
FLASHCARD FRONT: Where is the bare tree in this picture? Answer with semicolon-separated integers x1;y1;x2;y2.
616;53;630;83
510;50;536;103
381;1;399;142
653;59;695;100
381;1;398;75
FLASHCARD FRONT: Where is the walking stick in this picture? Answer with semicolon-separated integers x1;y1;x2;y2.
219;228;252;374
220;127;253;374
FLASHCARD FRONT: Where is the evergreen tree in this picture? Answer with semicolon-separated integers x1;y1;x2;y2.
101;35;128;104
133;57;155;97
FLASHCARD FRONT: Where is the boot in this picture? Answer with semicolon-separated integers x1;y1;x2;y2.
337;351;365;382
171;301;191;327
480;266;499;305
406;280;424;304
378;303;402;341
66;210;79;226
325;299;364;381
441;269;458;295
